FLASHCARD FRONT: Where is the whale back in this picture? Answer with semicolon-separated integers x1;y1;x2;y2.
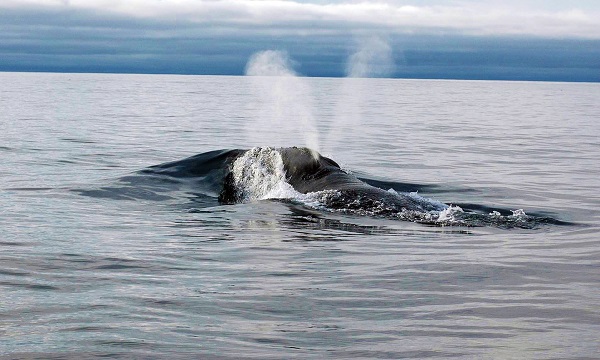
216;147;439;213
277;147;364;193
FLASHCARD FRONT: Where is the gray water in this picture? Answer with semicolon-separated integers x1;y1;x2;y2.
1;72;600;359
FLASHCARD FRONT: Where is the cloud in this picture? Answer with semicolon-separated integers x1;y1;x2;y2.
1;0;599;39
0;1;598;81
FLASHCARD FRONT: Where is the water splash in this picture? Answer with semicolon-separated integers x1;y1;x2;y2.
229;147;339;207
230;147;297;202
244;50;320;158
437;205;465;222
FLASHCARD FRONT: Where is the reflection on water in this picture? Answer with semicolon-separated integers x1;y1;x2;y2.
1;73;599;359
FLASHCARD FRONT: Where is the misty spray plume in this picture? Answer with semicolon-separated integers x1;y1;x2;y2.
245;50;320;158
346;36;395;78
245;50;297;77
323;36;396;158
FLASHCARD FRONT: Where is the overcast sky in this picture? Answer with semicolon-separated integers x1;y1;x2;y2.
1;0;599;81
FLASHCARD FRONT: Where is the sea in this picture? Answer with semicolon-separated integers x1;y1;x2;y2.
1;72;599;359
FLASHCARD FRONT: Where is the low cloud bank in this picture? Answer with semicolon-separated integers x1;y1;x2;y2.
2;0;599;39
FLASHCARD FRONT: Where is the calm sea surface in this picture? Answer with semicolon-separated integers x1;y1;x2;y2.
1;72;599;359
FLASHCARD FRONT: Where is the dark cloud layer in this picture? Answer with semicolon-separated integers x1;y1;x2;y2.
0;6;598;82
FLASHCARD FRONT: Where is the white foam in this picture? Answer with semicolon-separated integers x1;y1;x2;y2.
407;191;449;211
437;205;464;222
231;147;299;202
511;209;527;217
509;209;529;222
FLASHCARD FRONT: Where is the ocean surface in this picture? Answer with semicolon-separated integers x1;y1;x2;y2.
1;72;599;359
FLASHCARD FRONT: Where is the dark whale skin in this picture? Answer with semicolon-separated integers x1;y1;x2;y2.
220;147;442;213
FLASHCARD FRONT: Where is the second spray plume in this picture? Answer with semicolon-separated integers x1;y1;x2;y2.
323;36;396;159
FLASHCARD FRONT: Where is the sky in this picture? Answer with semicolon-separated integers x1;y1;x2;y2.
1;0;599;81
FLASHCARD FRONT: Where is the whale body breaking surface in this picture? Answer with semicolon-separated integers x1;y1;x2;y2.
219;147;445;213
135;146;570;229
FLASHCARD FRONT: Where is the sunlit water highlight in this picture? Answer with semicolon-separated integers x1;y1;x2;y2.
1;72;600;359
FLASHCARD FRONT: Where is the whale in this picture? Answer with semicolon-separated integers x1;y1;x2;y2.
101;146;569;228
218;147;445;215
